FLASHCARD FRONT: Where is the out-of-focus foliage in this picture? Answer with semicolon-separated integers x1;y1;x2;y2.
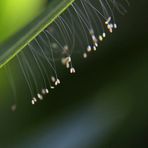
0;0;46;43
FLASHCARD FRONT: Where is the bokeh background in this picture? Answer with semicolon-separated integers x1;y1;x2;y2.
0;0;148;147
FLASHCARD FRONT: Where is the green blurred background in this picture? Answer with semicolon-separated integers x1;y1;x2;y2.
0;0;148;147
0;0;46;43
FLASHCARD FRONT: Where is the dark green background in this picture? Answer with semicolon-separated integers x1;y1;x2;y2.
0;0;148;147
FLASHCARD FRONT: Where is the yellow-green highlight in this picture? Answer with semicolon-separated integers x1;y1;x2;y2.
0;0;46;43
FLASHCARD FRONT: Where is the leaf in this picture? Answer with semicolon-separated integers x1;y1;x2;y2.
0;0;75;68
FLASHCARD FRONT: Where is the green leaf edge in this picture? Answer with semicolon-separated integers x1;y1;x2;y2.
0;0;75;69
